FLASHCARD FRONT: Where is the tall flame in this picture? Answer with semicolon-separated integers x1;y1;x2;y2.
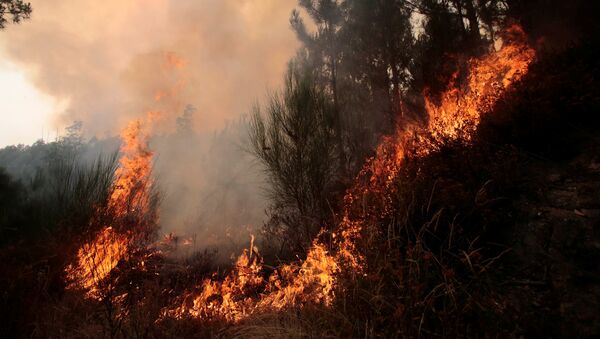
109;112;158;218
66;52;185;298
425;25;536;145
335;25;536;269
65;113;157;297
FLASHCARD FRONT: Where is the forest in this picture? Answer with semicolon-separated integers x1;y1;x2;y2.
0;0;599;337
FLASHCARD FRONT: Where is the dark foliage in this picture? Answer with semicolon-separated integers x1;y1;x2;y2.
0;152;118;245
250;60;338;255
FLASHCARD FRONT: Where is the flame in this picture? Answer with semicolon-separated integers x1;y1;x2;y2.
65;113;157;297
167;236;264;321
109;112;158;218
65;227;128;297
155;52;188;108
425;25;536;145
164;51;187;70
165;235;339;322
333;25;535;269
257;240;339;310
163;25;535;322
65;52;184;297
65;25;535;322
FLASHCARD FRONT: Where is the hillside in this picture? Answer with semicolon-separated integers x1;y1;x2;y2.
0;1;598;337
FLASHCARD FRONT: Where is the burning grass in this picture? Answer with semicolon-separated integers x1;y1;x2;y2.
57;25;536;335
5;23;599;338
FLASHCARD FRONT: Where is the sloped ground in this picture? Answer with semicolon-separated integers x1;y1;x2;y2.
480;39;600;336
0;34;597;339
221;41;600;338
502;140;600;337
162;36;600;338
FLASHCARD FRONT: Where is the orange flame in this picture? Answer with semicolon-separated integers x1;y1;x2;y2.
109;112;158;217
164;52;187;70
65;227;128;298
66;112;157;297
333;25;535;271
165;234;339;322
66;53;184;297
163;25;535;322
66;25;535;321
425;25;536;145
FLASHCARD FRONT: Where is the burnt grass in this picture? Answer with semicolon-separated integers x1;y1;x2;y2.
1;41;599;338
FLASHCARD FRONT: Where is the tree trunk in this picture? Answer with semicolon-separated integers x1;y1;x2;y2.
328;24;346;177
452;0;469;37
464;0;481;45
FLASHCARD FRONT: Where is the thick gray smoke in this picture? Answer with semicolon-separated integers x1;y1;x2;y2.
0;0;300;256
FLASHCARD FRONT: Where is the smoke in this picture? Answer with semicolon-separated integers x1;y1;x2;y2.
0;0;300;255
0;0;298;133
150;116;266;258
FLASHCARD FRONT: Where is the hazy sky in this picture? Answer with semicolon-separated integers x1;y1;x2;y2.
0;60;61;146
0;0;300;146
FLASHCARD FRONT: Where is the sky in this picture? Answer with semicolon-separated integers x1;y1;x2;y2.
0;60;61;146
0;0;300;147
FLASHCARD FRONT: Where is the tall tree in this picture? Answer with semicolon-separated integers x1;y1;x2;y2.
291;0;346;174
343;0;413;122
412;0;469;94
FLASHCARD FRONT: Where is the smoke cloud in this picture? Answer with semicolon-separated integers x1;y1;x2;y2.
0;0;301;256
0;0;299;134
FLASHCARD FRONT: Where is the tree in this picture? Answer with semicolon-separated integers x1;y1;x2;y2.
477;0;507;42
343;0;414;122
291;1;346;174
291;0;416;175
412;0;471;94
0;0;31;29
249;58;337;253
46;121;85;165
64;120;84;145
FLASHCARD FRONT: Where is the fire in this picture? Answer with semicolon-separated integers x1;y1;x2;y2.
167;236;264;321
257;240;339;310
164;52;187;70
425;25;536;146
65;53;184;297
162;25;535;323
165;235;339;322
66;112;157;297
333;25;536;271
65;227;128;297
109;112;158;218
66;26;535;323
